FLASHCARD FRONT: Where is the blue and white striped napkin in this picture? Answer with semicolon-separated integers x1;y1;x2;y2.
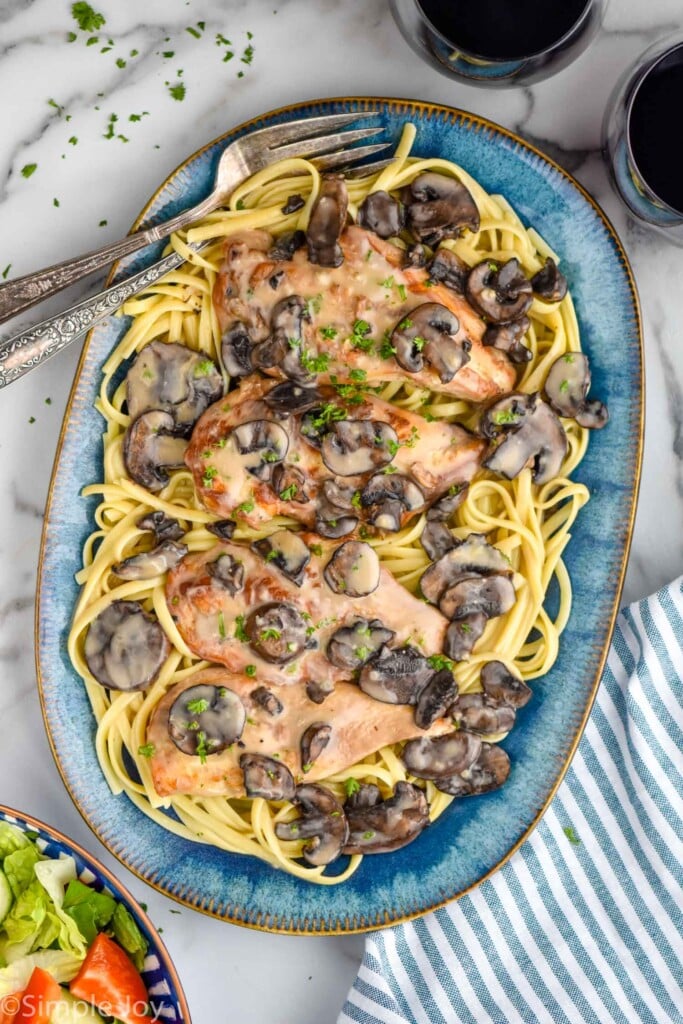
340;579;683;1024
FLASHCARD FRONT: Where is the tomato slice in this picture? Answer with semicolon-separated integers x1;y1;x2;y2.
12;968;62;1024
0;990;22;1024
70;933;149;1024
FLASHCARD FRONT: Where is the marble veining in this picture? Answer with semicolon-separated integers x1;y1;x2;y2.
0;0;681;1021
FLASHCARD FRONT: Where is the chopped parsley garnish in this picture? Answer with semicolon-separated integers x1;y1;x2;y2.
382;465;398;475
300;350;330;374
71;2;106;32
217;611;226;639
99;219;108;227
349;319;373;351
194;359;215;377
427;654;454;672
260;628;281;641
345;778;361;797
1;265;11;280
265;549;278;562
362;830;376;840
53;198;60;207
354;645;370;660
319;326;338;340
398;317;413;330
236;496;255;516
234;615;248;642
306;293;323;316
492;409;519;425
413;335;428;352
559;379;570;394
21;164;37;179
311;403;345;429
378;334;396;360
168;82;186;102
563;826;581;845
138;743;155;758
302;762;312;773
564;353;575;363
349;368;367;382
186;25;202;39
196;731;209;765
488;260;500;272
379;275;395;289
309;544;323;556
186;698;209;714
460;623;472;634
279;483;298;502
202;466;218;487
351;490;362;509
116;57;126;69
245;664;257;677
241;43;255;65
397;284;407;301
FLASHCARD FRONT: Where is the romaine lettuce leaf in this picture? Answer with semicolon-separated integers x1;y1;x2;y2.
0;824;30;862
33;858;87;958
110;904;147;972
63;881;116;946
3;847;41;899
0;949;83;997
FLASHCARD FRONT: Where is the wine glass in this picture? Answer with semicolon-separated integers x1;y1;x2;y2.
602;35;683;243
388;0;608;87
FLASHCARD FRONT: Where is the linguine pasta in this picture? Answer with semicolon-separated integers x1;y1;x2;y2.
68;124;589;883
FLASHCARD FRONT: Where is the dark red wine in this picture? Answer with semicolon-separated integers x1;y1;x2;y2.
417;0;591;60
628;47;683;213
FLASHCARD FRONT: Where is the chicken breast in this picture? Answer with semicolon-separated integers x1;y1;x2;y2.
185;375;484;530
213;226;515;402
165;538;449;689
147;667;452;797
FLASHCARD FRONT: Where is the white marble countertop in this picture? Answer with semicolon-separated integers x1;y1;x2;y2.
1;1;682;1021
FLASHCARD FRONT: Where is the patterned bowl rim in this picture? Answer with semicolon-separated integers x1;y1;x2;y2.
35;95;644;934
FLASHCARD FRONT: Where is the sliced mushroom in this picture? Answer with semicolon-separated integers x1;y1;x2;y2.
263;381;323;415
221;321;255;378
434;743;510;796
402;730;482;780
281;193;305;215
427;484;468;522
306;174;348;268
361;473;424;513
231;419;289;480
85;600;170;691
306;680;333;704
301;722;332;770
321;419;398;477
357;190;404;238
251;685;283;717
252;295;311;381
484;394;568;485
136;511;185;542
314;515;358;539
326;618;395;670
479;392;534;441
345;783;381;809
207;553;244;596
404;243;427;269
368;499;403;532
240;753;295;800
531;257;568;303
271;463;310;504
438;574;516;621
406;172;480;246
268;229;306;261
466;259;533;323
428;248;469;296
483;317;532;364
358;645;433;705
414;668;458;730
450;694;516;735
274;784;349;866
443;613;487;661
252;529;310;586
420;521;456;562
126;340;223;434
324;541;380;597
321;479;356;513
206;519;236;541
342;781;429;855
124;411;188;493
391;303;470;383
169;683;245;757
545;353;608;430
420;534;511;605
112;540;188;580
246;602;307;664
481;661;532;708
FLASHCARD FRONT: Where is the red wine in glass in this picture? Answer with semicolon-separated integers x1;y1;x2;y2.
390;0;606;86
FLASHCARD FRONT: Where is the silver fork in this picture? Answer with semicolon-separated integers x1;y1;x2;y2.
0;112;388;326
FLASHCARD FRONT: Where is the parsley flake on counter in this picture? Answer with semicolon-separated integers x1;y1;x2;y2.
21;163;37;179
48;98;64;115
168;82;186;102
68;136;78;145
29;416;35;424
116;57;127;69
53;198;60;207
563;826;581;845
1;265;11;279
71;2;106;33
98;219;108;227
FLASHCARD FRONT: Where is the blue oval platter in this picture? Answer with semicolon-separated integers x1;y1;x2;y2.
37;98;643;934
0;805;191;1018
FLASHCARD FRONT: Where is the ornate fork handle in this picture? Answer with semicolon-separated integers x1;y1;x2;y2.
0;245;208;389
0;193;218;326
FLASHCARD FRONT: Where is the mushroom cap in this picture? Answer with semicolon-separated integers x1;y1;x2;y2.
246;602;308;663
434;742;510;797
531;257;568;303
421;521;457;562
406;171;480;246
466;258;533;323
342;781;429;855
221;321;255;378
414;668;459;730
326;618;395;670
126;340;223;434
231;418;289;480
169;683;246;757
300;722;332;771
443;613;487;661
428;247;470;296
207;552;245;596
483;317;532;364
402;730;482;780
263;381;323;415
450;694;516;735
545;352;609;430
358;645;433;705
420;533;511;606
438;574;516;621
136;511;185;542
206;518;237;541
357;190;404;239
481;661;532;709
250;685;284;717
240;753;296;801
251;529;311;586
124;410;188;493
323;541;380;598
306;175;349;268
275;784;349;866
483;393;568;485
321;419;398;477
426;484;468;522
391;302;469;383
112;539;188;581
84;599;170;692
268;229;306;262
